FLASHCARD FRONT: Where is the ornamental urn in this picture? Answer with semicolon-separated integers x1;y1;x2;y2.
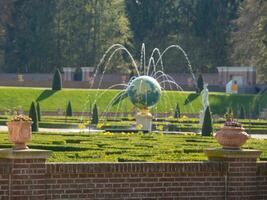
7;115;32;150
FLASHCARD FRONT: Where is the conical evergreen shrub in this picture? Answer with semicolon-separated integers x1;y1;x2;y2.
36;102;41;121
174;103;180;118
91;104;99;125
29;102;38;132
52;68;62;90
66;101;73;117
197;74;204;93
201;106;213;136
239;105;245;119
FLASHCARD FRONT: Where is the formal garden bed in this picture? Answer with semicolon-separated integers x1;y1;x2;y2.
0;131;267;162
1;114;267;134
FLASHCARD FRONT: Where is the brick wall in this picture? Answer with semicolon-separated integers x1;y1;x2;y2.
0;159;10;199
0;158;48;200
46;162;226;199
257;162;267;199
0;155;267;199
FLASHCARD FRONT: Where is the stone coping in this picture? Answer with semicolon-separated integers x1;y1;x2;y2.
0;148;52;159
204;148;262;159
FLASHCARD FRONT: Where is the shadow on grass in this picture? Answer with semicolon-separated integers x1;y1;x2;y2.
184;93;199;105
36;90;58;102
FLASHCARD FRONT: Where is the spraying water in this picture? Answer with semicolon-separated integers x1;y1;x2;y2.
80;43;198;131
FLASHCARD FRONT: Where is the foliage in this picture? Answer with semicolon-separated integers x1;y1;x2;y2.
1;130;267;162
174;103;180;118
66;101;73;117
125;0;241;73
230;0;267;82
91;104;99;125
0;0;132;73
201;106;213;136
224;108;242;127
2;0;56;72
28;102;38;132
36;102;41;121
52;68;62;90
54;0;132;73
197;74;204;93
2;0;266;76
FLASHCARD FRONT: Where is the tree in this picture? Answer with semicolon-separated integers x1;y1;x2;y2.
52;68;62;90
3;0;56;72
201;106;213;136
125;0;242;73
66;101;73;117
230;0;267;82
91;103;99;125
197;74;204;93
54;0;132;73
29;102;38;132
174;103;180;118
36;102;41;121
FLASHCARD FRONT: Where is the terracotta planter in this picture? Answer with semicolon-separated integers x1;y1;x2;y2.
214;126;250;149
7;121;32;150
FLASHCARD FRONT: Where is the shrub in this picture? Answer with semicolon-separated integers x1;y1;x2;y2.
52;141;66;145
29;102;38;132
91;104;99;125
36;102;41;121
66;101;73;117
52;68;62;90
201;106;213;136
239;105;245;119
227;107;234;117
174;103;180;118
197;74;204;93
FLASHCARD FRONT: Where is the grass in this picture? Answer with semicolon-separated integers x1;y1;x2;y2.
0;86;261;115
0;131;267;162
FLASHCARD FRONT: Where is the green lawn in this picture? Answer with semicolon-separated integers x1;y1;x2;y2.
0;131;266;162
0;87;260;115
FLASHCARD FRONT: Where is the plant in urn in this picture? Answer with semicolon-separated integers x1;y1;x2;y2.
214;112;249;149
7;115;32;150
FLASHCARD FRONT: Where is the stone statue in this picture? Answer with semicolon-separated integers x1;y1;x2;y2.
201;83;209;110
199;83;209;127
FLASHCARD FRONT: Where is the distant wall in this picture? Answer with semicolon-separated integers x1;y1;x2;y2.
0;72;259;93
0;73;219;90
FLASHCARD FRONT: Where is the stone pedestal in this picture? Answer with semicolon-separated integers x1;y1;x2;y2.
62;67;75;81
81;67;94;81
0;148;51;199
136;111;153;132
205;148;261;199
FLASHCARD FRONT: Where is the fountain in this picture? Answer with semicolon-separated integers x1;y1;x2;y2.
121;75;161;131
82;43;198;132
